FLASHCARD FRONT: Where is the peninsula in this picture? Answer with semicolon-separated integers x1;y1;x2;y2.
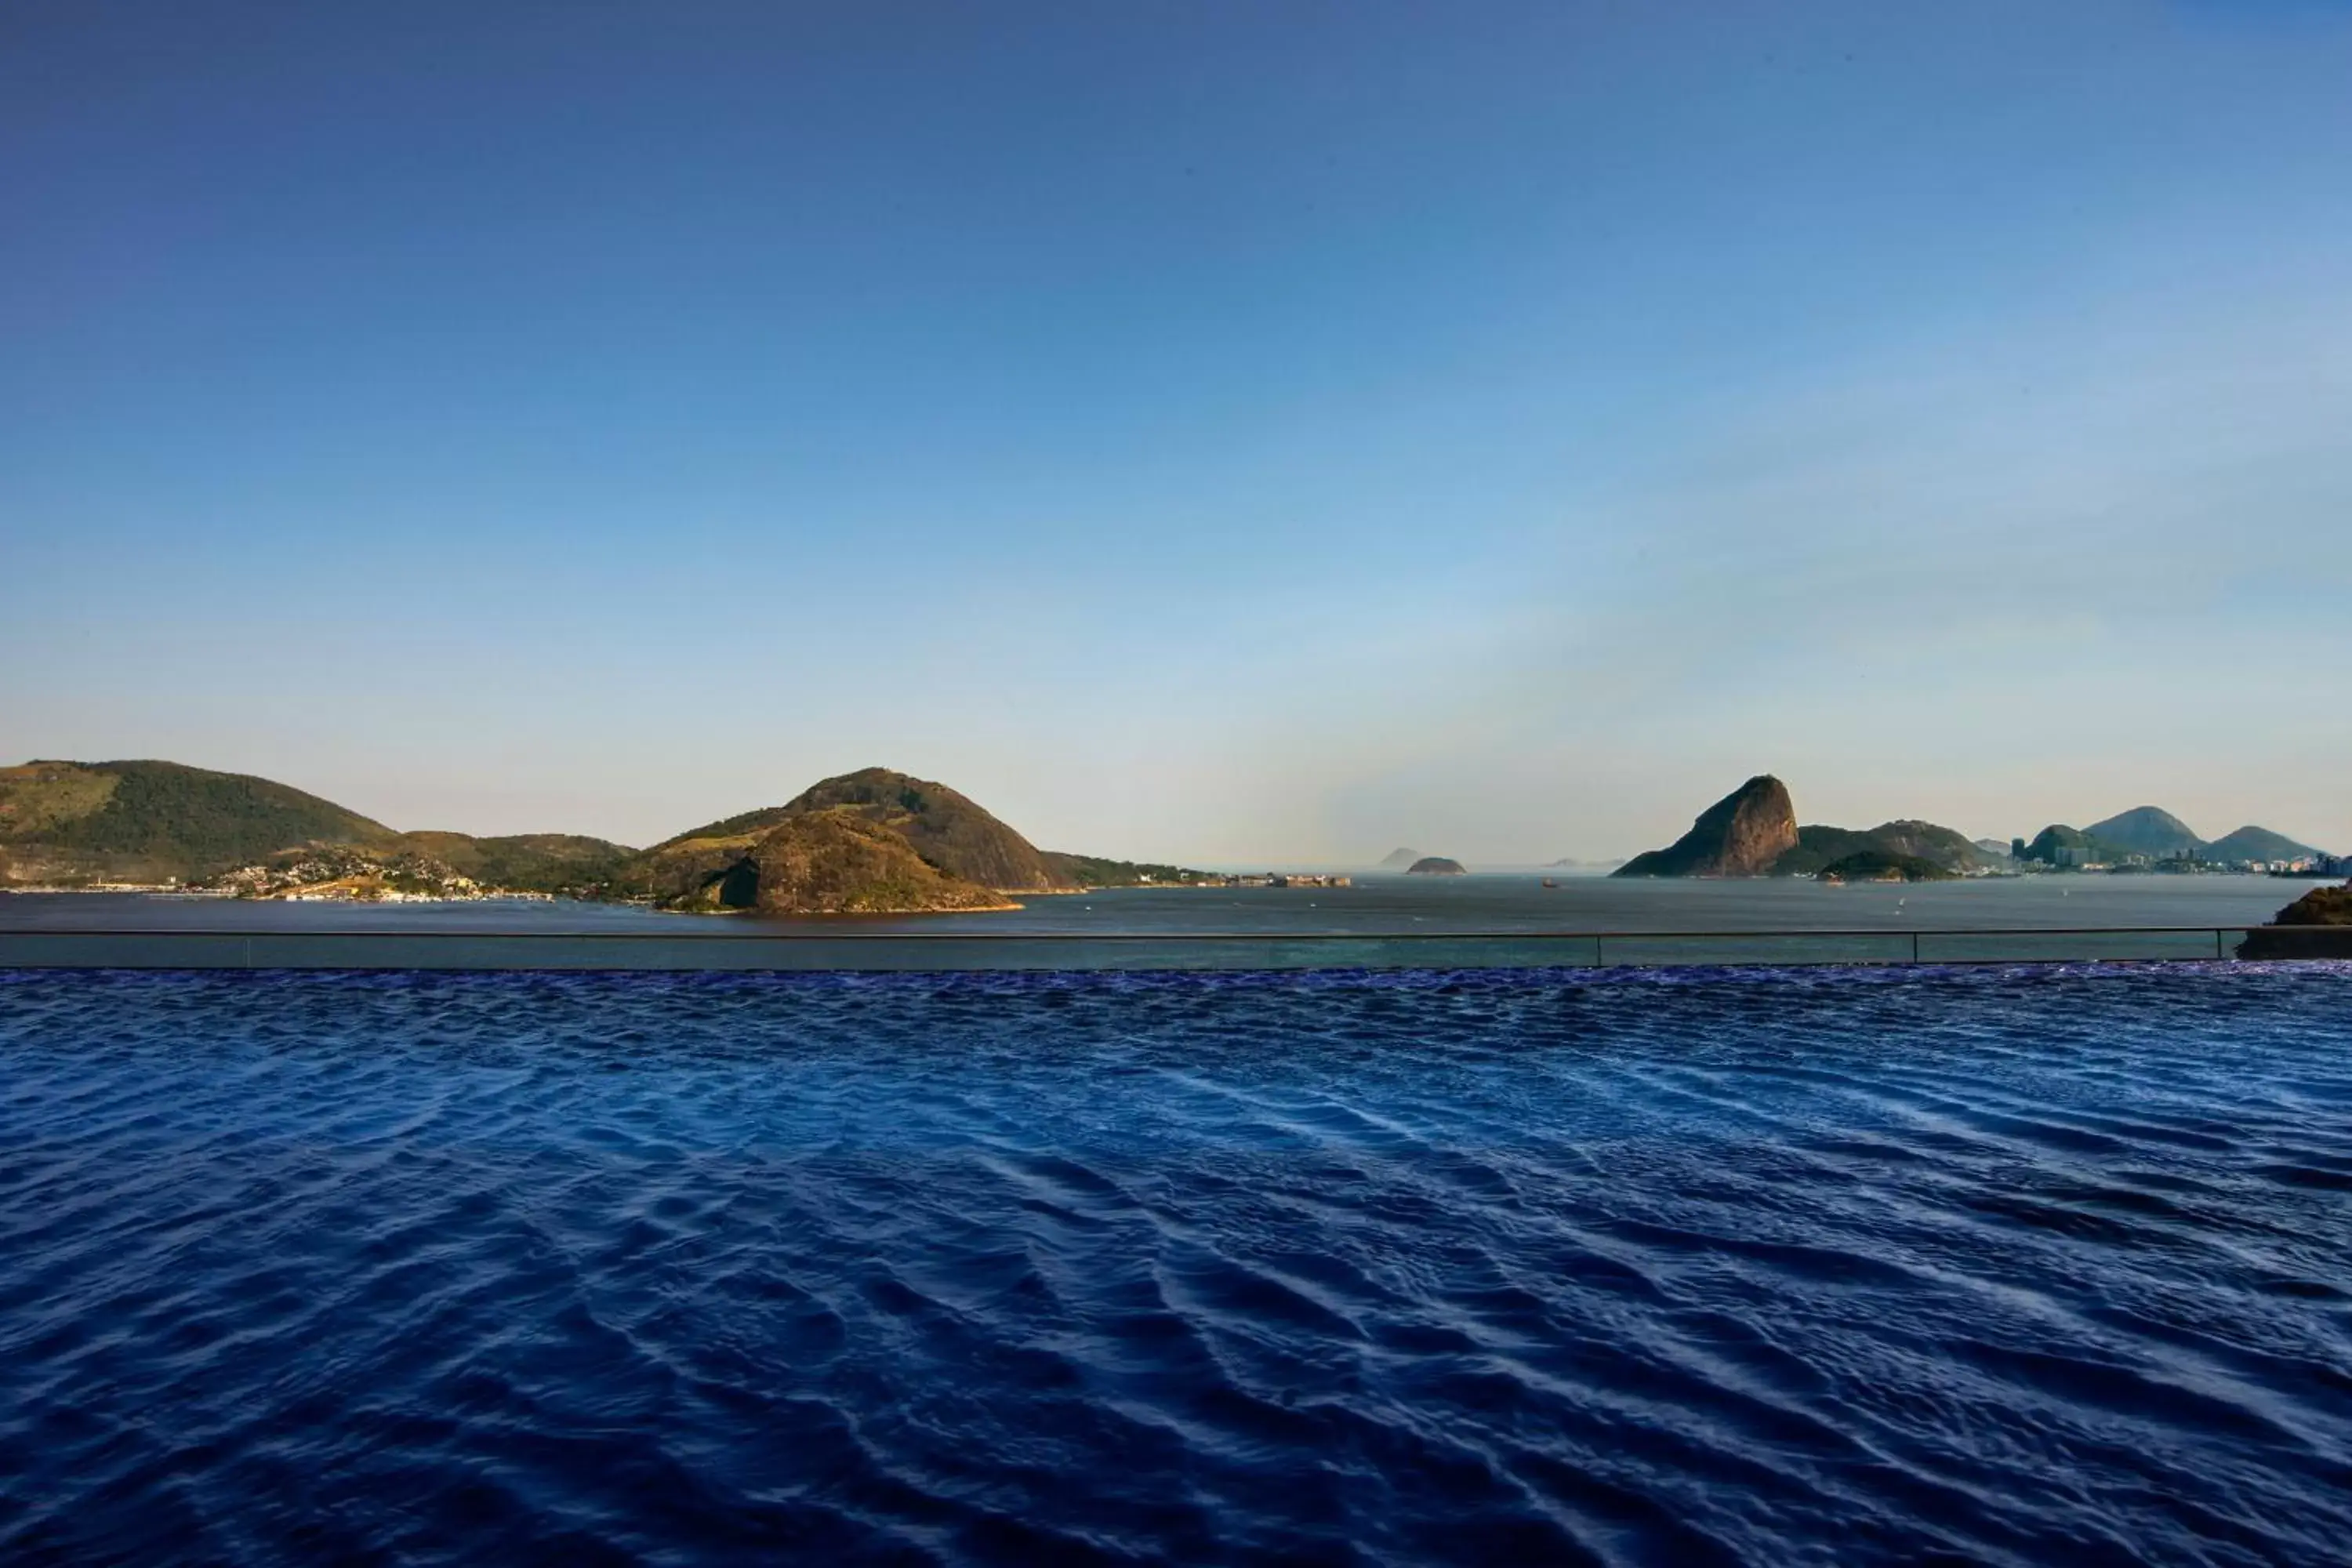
0;759;1212;916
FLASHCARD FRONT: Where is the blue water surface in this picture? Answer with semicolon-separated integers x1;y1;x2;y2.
2;964;2349;1565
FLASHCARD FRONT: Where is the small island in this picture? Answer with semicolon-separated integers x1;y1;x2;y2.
1405;856;1466;876
1816;851;1955;884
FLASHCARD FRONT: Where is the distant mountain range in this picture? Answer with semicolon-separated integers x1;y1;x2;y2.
2018;807;2324;868
1613;778;2332;879
6;757;2331;904
0;758;1210;913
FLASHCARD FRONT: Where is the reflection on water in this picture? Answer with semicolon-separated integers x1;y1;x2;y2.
2;964;2348;1564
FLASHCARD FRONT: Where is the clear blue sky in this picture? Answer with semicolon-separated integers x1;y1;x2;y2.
5;1;2348;860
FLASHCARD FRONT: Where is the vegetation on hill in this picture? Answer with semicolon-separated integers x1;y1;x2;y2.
1773;820;1994;877
0;762;119;835
2018;824;2118;866
746;810;1015;914
1041;852;1216;887
628;767;1097;913
645;809;1014;915
1;755;1181;916
1;760;637;895
1769;826;1878;876
652;768;1075;892
2083;805;2204;858
388;831;636;895
2270;883;2352;927
1864;820;1997;872
0;759;391;884
2205;825;2321;863
1815;850;1955;883
630;829;765;909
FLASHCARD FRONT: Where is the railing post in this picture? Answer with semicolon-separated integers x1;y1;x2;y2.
1911;932;1920;964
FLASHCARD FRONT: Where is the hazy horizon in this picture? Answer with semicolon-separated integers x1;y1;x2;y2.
6;2;2348;862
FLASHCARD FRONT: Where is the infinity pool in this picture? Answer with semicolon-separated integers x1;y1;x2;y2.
2;964;2347;1563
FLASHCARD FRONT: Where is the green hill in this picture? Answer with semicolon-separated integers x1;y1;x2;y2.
2204;826;2321;864
631;766;1087;913
0;759;393;884
745;810;1014;915
1041;852;1216;888
387;831;637;895
2083;806;2204;858
651;767;1076;892
2017;824;2125;866
1773;820;1995;877
1767;825;1876;875
0;758;639;893
1815;850;1955;883
1864;820;1998;872
630;828;768;909
645;808;1015;916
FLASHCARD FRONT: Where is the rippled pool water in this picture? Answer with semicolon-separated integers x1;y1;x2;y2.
2;965;2349;1565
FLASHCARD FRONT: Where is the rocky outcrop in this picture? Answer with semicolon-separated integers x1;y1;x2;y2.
646;767;1074;893
2271;884;2352;926
630;766;1071;914
1405;856;1465;876
635;832;767;910
750;811;1016;914
1613;775;1798;878
636;810;1018;915
2238;881;2352;958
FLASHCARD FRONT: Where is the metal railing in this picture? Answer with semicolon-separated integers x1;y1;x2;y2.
0;924;2321;971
